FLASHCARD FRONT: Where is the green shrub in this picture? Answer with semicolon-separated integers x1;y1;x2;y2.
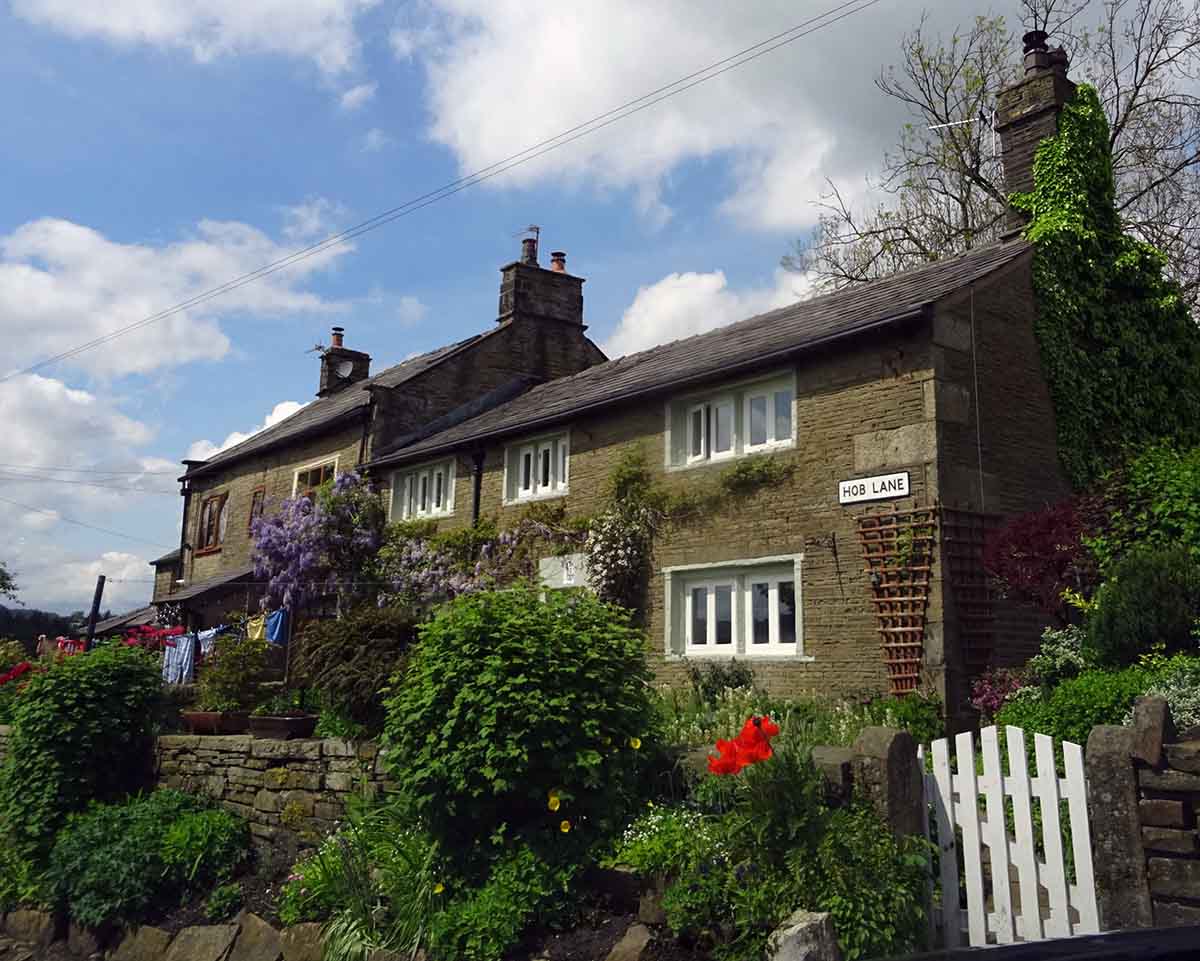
46;790;216;927
161;808;250;888
295;604;417;735
1136;657;1200;731
0;847;46;911
197;632;268;712
1;644;162;856
684;659;756;705
791;805;930;961
1084;547;1200;666
644;745;929;961
204;882;243;921
383;586;657;870
1027;625;1090;687
1088;443;1200;571
995;663;1158;746
427;844;576;961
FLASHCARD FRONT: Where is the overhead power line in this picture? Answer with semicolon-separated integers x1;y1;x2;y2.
0;462;180;475
0;469;178;495
0;0;884;385
0;492;175;548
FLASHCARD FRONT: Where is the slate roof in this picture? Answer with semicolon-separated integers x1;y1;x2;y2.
183;335;484;479
149;548;181;567
370;240;1031;468
168;565;257;602
93;605;157;635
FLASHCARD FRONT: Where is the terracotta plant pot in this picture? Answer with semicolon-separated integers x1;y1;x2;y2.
180;710;251;735
247;714;319;740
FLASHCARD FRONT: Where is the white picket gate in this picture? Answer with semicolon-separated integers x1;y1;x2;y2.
917;725;1100;948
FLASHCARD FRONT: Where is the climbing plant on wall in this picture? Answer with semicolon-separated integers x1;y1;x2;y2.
1014;84;1200;490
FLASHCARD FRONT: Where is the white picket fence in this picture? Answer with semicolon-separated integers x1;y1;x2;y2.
917;725;1100;948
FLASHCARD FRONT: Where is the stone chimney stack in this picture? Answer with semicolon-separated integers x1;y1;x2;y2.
318;325;371;397
497;236;585;329
996;30;1077;234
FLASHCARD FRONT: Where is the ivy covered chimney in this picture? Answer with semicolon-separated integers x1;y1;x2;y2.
318;326;371;397
996;30;1077;234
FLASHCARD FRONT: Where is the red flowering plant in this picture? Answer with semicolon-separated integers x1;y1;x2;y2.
120;624;185;653
706;714;781;775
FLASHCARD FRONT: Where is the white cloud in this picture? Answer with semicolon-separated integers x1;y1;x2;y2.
0;216;352;379
11;0;381;75
361;128;393;152
602;268;814;358
389;1;1027;231
281;197;349;241
339;82;377;110
0;373;179;611
396;295;428;327
186;400;308;461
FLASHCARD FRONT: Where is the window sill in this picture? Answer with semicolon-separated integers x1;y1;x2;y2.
669;651;814;663
194;546;223;557
504;489;568;507
402;510;455;522
667;443;793;473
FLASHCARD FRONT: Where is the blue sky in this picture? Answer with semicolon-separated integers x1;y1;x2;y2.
0;0;1027;612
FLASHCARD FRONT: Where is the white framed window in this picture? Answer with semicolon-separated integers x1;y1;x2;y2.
743;384;794;452
664;554;806;659
293;457;338;497
390;459;456;520
665;372;794;468
504;432;570;503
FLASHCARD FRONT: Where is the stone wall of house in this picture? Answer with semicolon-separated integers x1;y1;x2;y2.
156;734;388;864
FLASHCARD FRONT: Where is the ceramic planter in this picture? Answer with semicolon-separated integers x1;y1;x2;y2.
180;710;251;735
247;714;318;740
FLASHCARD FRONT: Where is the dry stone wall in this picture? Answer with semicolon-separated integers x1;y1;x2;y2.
156;734;389;862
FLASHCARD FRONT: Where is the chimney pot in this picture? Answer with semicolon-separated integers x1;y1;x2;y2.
521;236;539;266
550;251;567;272
331;326;345;348
1022;29;1051;73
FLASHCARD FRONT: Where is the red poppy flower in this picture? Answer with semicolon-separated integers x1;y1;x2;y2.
707;738;747;775
706;715;780;776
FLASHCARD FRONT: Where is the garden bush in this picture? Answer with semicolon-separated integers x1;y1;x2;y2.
382;586;657;871
995;662;1160;747
1084;547;1200;667
46;790;248;928
684;658;755;704
615;736;929;961
1027;625;1090;688
1087;443;1200;572
0;644;162;856
197;632;268;712
294;604;417;735
0;848;45;912
1135;656;1200;731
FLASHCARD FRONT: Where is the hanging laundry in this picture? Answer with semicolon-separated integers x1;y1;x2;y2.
162;633;196;684
246;615;266;643
197;625;226;658
265;609;289;646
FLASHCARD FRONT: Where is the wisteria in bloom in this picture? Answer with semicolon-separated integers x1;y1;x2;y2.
377;537;479;610
585;503;658;609
251;471;387;611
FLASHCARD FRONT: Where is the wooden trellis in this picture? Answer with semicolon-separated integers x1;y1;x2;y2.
941;509;1002;680
857;507;938;696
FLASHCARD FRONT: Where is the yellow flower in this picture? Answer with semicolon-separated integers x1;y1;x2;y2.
548;796;561;812
601;736;611;746
628;736;642;750
559;820;571;834
433;882;444;895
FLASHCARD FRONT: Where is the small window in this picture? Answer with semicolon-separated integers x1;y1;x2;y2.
196;493;228;552
391;460;455;520
745;387;793;451
685;579;736;651
294;460;336;498
688;406;706;463
668;374;795;467
506;433;570;503
713;400;734;457
248;488;266;531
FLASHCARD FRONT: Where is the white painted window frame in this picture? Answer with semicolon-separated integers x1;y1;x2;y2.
292;456;339;496
663;553;808;660
503;431;571;505
683;577;737;654
389;459;456;521
665;370;796;471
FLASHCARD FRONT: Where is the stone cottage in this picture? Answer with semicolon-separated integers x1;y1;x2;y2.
363;35;1085;722
151;239;606;626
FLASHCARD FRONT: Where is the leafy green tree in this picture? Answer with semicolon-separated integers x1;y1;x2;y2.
0;560;16;603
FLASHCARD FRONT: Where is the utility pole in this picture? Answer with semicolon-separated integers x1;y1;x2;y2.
84;574;106;651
